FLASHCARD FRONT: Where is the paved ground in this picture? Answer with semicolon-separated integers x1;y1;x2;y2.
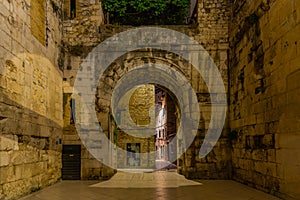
20;171;281;200
91;170;201;188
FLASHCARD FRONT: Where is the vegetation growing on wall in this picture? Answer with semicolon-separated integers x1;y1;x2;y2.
102;0;190;25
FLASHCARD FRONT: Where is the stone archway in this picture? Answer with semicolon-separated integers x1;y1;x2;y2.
71;27;229;179
96;49;200;113
92;49;207;171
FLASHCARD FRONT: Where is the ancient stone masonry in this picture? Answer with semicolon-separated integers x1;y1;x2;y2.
180;0;231;179
0;0;63;199
229;0;300;199
61;0;231;180
62;0;114;180
1;0;300;199
30;0;46;45
63;0;105;47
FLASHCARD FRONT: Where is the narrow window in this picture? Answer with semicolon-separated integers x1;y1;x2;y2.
70;98;76;124
70;0;76;19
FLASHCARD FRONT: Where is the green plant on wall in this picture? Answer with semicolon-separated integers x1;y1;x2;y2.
102;0;190;25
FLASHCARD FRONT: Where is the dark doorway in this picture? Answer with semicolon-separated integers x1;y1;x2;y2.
62;145;81;180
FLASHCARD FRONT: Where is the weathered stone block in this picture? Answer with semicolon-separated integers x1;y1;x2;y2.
0;135;19;151
0;166;15;184
10;150;39;165
0;151;10;167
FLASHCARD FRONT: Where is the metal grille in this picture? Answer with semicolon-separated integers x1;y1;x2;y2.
62;145;81;180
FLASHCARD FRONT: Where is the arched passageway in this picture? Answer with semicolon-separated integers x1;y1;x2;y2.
88;49;211;172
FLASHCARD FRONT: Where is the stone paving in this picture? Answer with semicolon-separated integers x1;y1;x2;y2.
20;171;281;200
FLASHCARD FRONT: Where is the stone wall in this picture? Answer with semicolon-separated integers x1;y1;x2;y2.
30;0;46;45
63;0;105;46
129;85;155;127
116;131;156;169
0;0;63;199
229;0;300;199
62;0;231;180
63;92;116;179
115;85;156;169
62;0;109;179
179;0;231;179
1;0;300;199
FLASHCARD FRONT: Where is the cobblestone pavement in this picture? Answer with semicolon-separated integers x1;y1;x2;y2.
20;171;280;200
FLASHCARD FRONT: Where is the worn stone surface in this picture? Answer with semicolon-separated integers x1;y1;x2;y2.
0;0;63;199
63;0;105;46
229;0;300;199
114;85;156;169
61;0;231;182
30;0;46;45
129;85;155;127
64;45;230;181
115;131;156;169
1;0;299;200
